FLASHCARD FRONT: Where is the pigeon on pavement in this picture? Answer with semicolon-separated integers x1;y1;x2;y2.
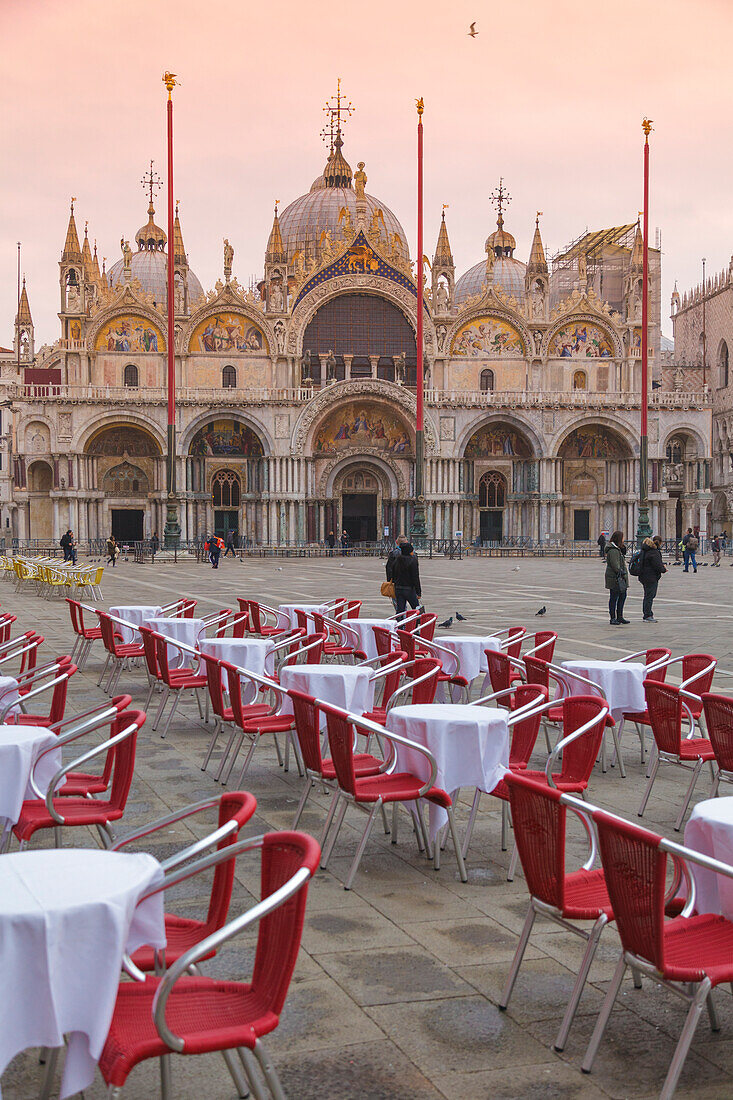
536;606;547;616
438;616;453;629
456;612;467;621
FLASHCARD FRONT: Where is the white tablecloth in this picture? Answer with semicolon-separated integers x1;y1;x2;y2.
0;724;64;826
0;848;165;1099
278;603;328;630
109;604;163;644
434;635;502;681
0;675;21;720
387;703;510;841
281;664;375;723
199;637;275;704
146;616;205;669
685;797;733;919
345;618;396;660
561;659;646;720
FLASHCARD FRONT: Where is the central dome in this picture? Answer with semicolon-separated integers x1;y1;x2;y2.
277;136;409;267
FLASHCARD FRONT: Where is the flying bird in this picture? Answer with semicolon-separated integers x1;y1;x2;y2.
438;616;453;629
456;611;467;621
468;22;478;36
535;606;547;616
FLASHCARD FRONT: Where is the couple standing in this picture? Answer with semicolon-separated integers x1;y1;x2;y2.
604;530;666;624
385;536;423;615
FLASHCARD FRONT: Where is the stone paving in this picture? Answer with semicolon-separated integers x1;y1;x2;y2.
3;549;733;1099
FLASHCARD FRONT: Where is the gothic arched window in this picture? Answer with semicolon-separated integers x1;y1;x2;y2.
212;469;241;508
123;364;139;388
720;341;729;388
478;471;506;509
480;368;495;392
573;370;587;390
666;437;684;464
222;365;236;388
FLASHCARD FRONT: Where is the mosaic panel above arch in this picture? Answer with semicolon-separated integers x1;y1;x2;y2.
86;425;160;456
189;419;264;457
464;423;532;459
549;322;614;359
189;313;267;354
313;403;412;456
451;316;525;358
559;426;628;459
94;315;165;353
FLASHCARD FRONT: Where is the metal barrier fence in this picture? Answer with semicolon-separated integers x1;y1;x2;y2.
133;538;463;562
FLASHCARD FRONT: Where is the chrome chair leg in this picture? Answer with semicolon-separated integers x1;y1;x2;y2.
554;913;609;1052
499;903;537;1011
221;1048;250;1098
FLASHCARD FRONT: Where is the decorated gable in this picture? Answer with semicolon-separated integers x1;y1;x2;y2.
189;420;264;457
294;231;416;309
464;423;532;459
190;313;267;354
559;427;626;459
549;323;614;359
95;315;165;353
451;316;525;358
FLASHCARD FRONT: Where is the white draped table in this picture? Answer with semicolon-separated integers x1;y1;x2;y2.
199;637;276;704
0;675;21;721
387;703;510;840
0;848;165;1099
146;616;205;668
434;634;502;681
561;659;646;720
0;724;64;830
280;664;375;723
684;797;733;919
109;604;163;645
344;618;396;660
278;603;328;630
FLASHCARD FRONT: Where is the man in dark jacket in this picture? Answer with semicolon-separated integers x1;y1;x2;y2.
392;542;421;616
597;532;606;558
385;536;407;611
638;535;666;623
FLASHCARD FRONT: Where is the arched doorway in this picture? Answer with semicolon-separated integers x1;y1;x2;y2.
86;424;161;542
478;471;506;542
212;468;241;540
27;460;53;540
558;424;633;542
341;470;379;542
302;293;417;385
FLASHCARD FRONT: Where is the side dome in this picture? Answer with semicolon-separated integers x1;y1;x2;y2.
108;200;204;309
455;256;527;305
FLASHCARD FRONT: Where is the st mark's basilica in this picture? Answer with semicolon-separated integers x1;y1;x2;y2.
1;92;712;546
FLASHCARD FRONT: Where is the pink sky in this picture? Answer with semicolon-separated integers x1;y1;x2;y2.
2;0;732;344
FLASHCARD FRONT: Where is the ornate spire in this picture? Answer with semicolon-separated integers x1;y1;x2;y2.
434;208;453;266
173;200;187;266
526;212;548;275
62;197;82;262
136;161;166;250
81;221;94;278
15;277;32;325
91;240;101;284
485;178;516;257
629;219;644;271
101;257;108;289
266;200;287;263
320;80;354;189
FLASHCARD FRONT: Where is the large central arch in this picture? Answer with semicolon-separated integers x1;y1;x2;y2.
301;292;417;384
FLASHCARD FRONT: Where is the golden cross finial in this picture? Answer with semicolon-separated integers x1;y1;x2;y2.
141;160;163;204
275;199;280;212
163;72;177;97
536;210;543;226
489;178;512;221
70;197;76;213
175;200;179;217
416;97;424;117
642;118;653;138
321;78;354;149
84;220;88;234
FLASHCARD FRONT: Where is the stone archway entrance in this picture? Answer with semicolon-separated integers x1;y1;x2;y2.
341;470;379;542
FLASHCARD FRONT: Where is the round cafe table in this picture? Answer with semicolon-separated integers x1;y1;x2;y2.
146;616;206;669
434;634;502;682
386;703;509;841
0;848;164;1099
344;618;396;660
0;724;64;832
0;675;21;721
109;604;163;645
684;797;733;919
280;664;375;724
199;637;276;704
561;659;646;721
278;603;328;630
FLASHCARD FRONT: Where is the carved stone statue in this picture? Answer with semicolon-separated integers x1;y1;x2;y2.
223;238;234;282
354;161;367;200
485;248;495;275
338;206;353;239
174;273;185;314
325;349;337;381
578;251;587;283
66;282;80;311
121;238;132;274
269;281;284;312
436;324;447;352
394;351;406;385
20;334;30;362
301;349;312;384
531;280;545;318
435;281;449;314
274;319;286;353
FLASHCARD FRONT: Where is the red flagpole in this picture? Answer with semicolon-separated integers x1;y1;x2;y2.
163;72;180;545
637;118;652;543
412;97;426;538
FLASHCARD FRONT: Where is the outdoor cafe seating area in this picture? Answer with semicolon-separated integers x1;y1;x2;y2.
1;580;733;1098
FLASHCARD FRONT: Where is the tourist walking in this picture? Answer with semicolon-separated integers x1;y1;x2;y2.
60;529;76;564
604;530;629;625
326;530;336;555
385;535;408;611
208;534;223;569
637;535;666;622
150;531;159;562
712;534;722;567
392;541;422;617
106;535;119;567
597;532;606;558
682;527;698;573
224;530;236;557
